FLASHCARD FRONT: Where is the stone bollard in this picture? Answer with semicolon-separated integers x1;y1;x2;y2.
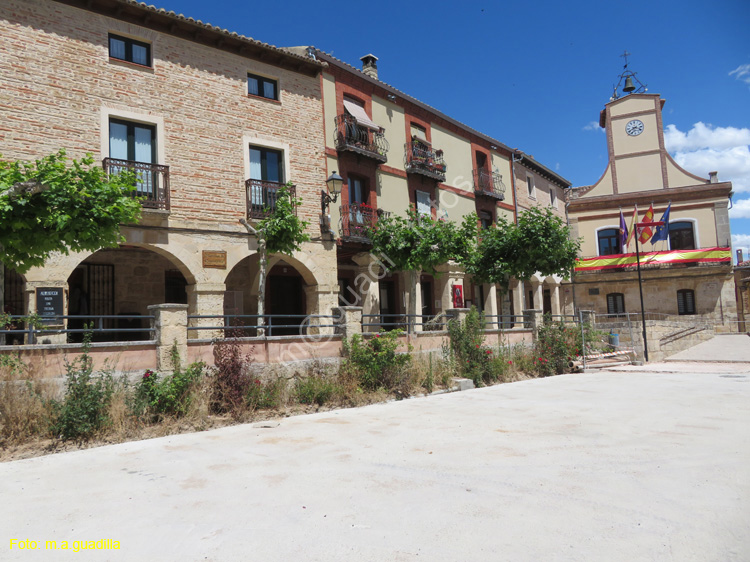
333;306;363;339
148;304;188;372
446;308;470;328
523;309;544;334
580;310;596;327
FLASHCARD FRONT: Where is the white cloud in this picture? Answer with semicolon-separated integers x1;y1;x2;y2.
583;121;603;132
729;197;750;219
665;122;750;193
729;63;750;87
732;233;750;264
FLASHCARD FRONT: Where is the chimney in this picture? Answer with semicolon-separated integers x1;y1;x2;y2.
738;249;744;264
709;171;718;183
360;54;378;79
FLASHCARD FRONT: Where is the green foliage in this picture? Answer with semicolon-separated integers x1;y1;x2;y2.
368;208;476;275
463;206;581;290
133;362;205;419
257;183;311;255
0;150;142;272
50;335;116;441
211;336;254;415
246;376;286;410
343;330;412;392
446;306;497;386
295;375;338;406
533;318;604;376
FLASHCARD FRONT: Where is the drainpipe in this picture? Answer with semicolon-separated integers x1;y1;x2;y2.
510;150;522;225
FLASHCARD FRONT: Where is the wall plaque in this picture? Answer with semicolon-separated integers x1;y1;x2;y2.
36;287;64;323
202;250;227;269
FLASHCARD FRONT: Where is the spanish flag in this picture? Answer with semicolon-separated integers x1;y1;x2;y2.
625;205;637;248
638;204;655;244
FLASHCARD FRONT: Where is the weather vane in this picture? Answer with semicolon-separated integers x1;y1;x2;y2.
610;51;647;101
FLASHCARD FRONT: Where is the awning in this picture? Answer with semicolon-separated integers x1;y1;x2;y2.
575;247;731;272
343;99;380;130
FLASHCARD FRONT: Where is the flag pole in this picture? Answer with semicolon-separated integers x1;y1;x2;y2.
634;230;649;362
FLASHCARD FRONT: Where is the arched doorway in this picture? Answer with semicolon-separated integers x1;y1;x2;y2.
67;245;189;342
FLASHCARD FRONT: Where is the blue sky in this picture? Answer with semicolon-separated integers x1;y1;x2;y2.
156;0;750;261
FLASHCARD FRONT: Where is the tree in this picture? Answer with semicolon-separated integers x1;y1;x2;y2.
0;150;142;340
0;150;142;273
368;208;475;330
240;183;310;334
464;206;581;290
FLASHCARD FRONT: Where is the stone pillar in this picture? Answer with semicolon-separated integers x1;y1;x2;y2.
446;308;470;327
512;280;525;325
580;310;596;327
551;283;562;316
483;283;498;328
25;281;67;344
435;261;465;314
533;280;543;313
333;306;363;339
413;274;423;333
186;283;225;340
148;304;188;371
304;284;338;336
523;309;543;334
714;200;731;248
352;253;382;333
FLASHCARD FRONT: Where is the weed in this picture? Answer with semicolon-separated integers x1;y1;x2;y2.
343;330;413;394
295;375;338;406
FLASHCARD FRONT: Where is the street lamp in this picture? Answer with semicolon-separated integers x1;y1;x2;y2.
322;171;343;213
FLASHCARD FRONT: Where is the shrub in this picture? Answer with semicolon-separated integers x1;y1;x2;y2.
246;376;286;410
343;330;412;393
446;306;495;386
533;318;604;376
211;335;254;416
295;375;338;406
133;362;206;420
0;354;53;443
50;335;116;442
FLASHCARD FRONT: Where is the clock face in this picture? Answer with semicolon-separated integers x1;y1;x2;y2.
626;119;644;136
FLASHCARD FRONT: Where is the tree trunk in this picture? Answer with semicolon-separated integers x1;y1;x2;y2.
257;237;267;337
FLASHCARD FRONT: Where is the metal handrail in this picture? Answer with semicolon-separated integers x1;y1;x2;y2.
102;157;170;210
472;168;506;200
404;140;446;181
187;314;337;338
245;179;296;219
340;203;390;242
1;314;155;344
334;114;389;162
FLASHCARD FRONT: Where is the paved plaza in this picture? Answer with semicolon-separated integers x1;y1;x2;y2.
2;349;749;561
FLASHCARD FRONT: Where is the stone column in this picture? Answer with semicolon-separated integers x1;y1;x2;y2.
512;281;525;326
550;283;562;316
483;283;498;328
580;310;596;327
148;304;188;371
186;282;225;340
446;308;470;327
304;284;338;336
25;281;67;344
435;261;465;315
352;252;382;333
333;306;363;339
533;280;543;313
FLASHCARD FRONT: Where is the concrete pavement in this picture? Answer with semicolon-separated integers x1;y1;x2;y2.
2;367;749;561
666;333;750;363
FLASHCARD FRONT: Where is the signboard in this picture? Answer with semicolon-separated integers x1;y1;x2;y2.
452;285;464;308
202;250;227;269
36;287;64;324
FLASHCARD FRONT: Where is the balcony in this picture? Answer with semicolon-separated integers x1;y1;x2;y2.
246;179;295;219
340;203;390;244
404;140;446;182
575;247;732;274
334;114;389;163
473;168;506;200
103;158;170;210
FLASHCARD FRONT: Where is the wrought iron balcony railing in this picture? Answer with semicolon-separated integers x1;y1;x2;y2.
404;140;446;181
102;158;170;210
473;168;506;200
340;203;390;243
334;114;389;162
246;179;296;219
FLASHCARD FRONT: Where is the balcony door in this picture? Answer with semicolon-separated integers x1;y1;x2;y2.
249;146;284;212
109;118;156;195
349;177;366;225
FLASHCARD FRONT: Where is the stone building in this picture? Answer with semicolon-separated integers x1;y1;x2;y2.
567;70;736;329
1;0;338;339
286;48;572;329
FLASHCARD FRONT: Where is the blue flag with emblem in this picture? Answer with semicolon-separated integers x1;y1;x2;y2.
651;203;671;244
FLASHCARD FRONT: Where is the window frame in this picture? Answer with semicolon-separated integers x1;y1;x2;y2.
597;227;622;256
248;145;284;184
108;33;152;67
109;118;156;164
549;186;557;207
527;175;536;198
606;292;626;315
247;72;279;101
677;289;696;315
669;221;696;250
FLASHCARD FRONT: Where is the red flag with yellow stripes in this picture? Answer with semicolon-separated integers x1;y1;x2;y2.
638;204;655;244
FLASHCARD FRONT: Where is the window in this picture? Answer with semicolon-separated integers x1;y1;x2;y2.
410;123;427;141
248;146;284;212
109;34;151;66
527;175;535;198
669;221;695;250
606;293;625;315
416;190;431;217
597;228;622;256
677;289;696;315
248;73;278;100
109;118;155;164
479;210;493;230
550;186;557;207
